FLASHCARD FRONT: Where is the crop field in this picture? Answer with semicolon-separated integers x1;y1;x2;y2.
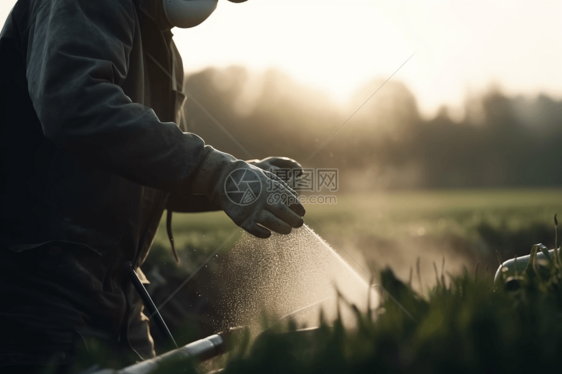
75;188;562;373
151;188;562;291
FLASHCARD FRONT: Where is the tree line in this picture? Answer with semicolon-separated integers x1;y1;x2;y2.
183;66;562;191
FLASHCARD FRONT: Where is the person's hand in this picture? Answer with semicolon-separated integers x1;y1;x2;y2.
192;148;306;238
248;156;303;187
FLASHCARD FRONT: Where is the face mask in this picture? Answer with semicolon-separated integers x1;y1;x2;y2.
163;0;219;29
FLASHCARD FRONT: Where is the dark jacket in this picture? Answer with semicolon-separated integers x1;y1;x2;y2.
0;0;212;365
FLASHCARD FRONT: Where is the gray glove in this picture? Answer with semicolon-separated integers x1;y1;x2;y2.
248;156;303;187
192;148;306;238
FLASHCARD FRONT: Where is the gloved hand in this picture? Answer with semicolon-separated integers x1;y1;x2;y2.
248;156;303;187
192;147;305;238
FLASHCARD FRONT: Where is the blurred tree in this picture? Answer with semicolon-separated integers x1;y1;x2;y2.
181;67;562;190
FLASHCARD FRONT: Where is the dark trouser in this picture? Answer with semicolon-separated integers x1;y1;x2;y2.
0;242;153;370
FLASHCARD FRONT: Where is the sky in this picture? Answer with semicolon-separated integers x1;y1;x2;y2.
1;0;561;118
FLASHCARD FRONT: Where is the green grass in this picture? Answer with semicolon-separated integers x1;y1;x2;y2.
75;258;562;373
72;188;562;373
217;261;562;374
144;244;562;374
152;188;562;285
305;188;562;238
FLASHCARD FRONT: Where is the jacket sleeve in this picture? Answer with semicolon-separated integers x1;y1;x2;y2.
166;194;221;213
26;0;210;195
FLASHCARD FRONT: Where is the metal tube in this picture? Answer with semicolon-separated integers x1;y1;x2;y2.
114;328;242;374
118;334;224;374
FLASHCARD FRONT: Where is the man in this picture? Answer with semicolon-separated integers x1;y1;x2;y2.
0;0;305;371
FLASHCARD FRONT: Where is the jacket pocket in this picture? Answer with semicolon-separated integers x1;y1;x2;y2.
32;241;107;294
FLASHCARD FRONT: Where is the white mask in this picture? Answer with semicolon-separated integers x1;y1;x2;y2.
163;0;219;29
